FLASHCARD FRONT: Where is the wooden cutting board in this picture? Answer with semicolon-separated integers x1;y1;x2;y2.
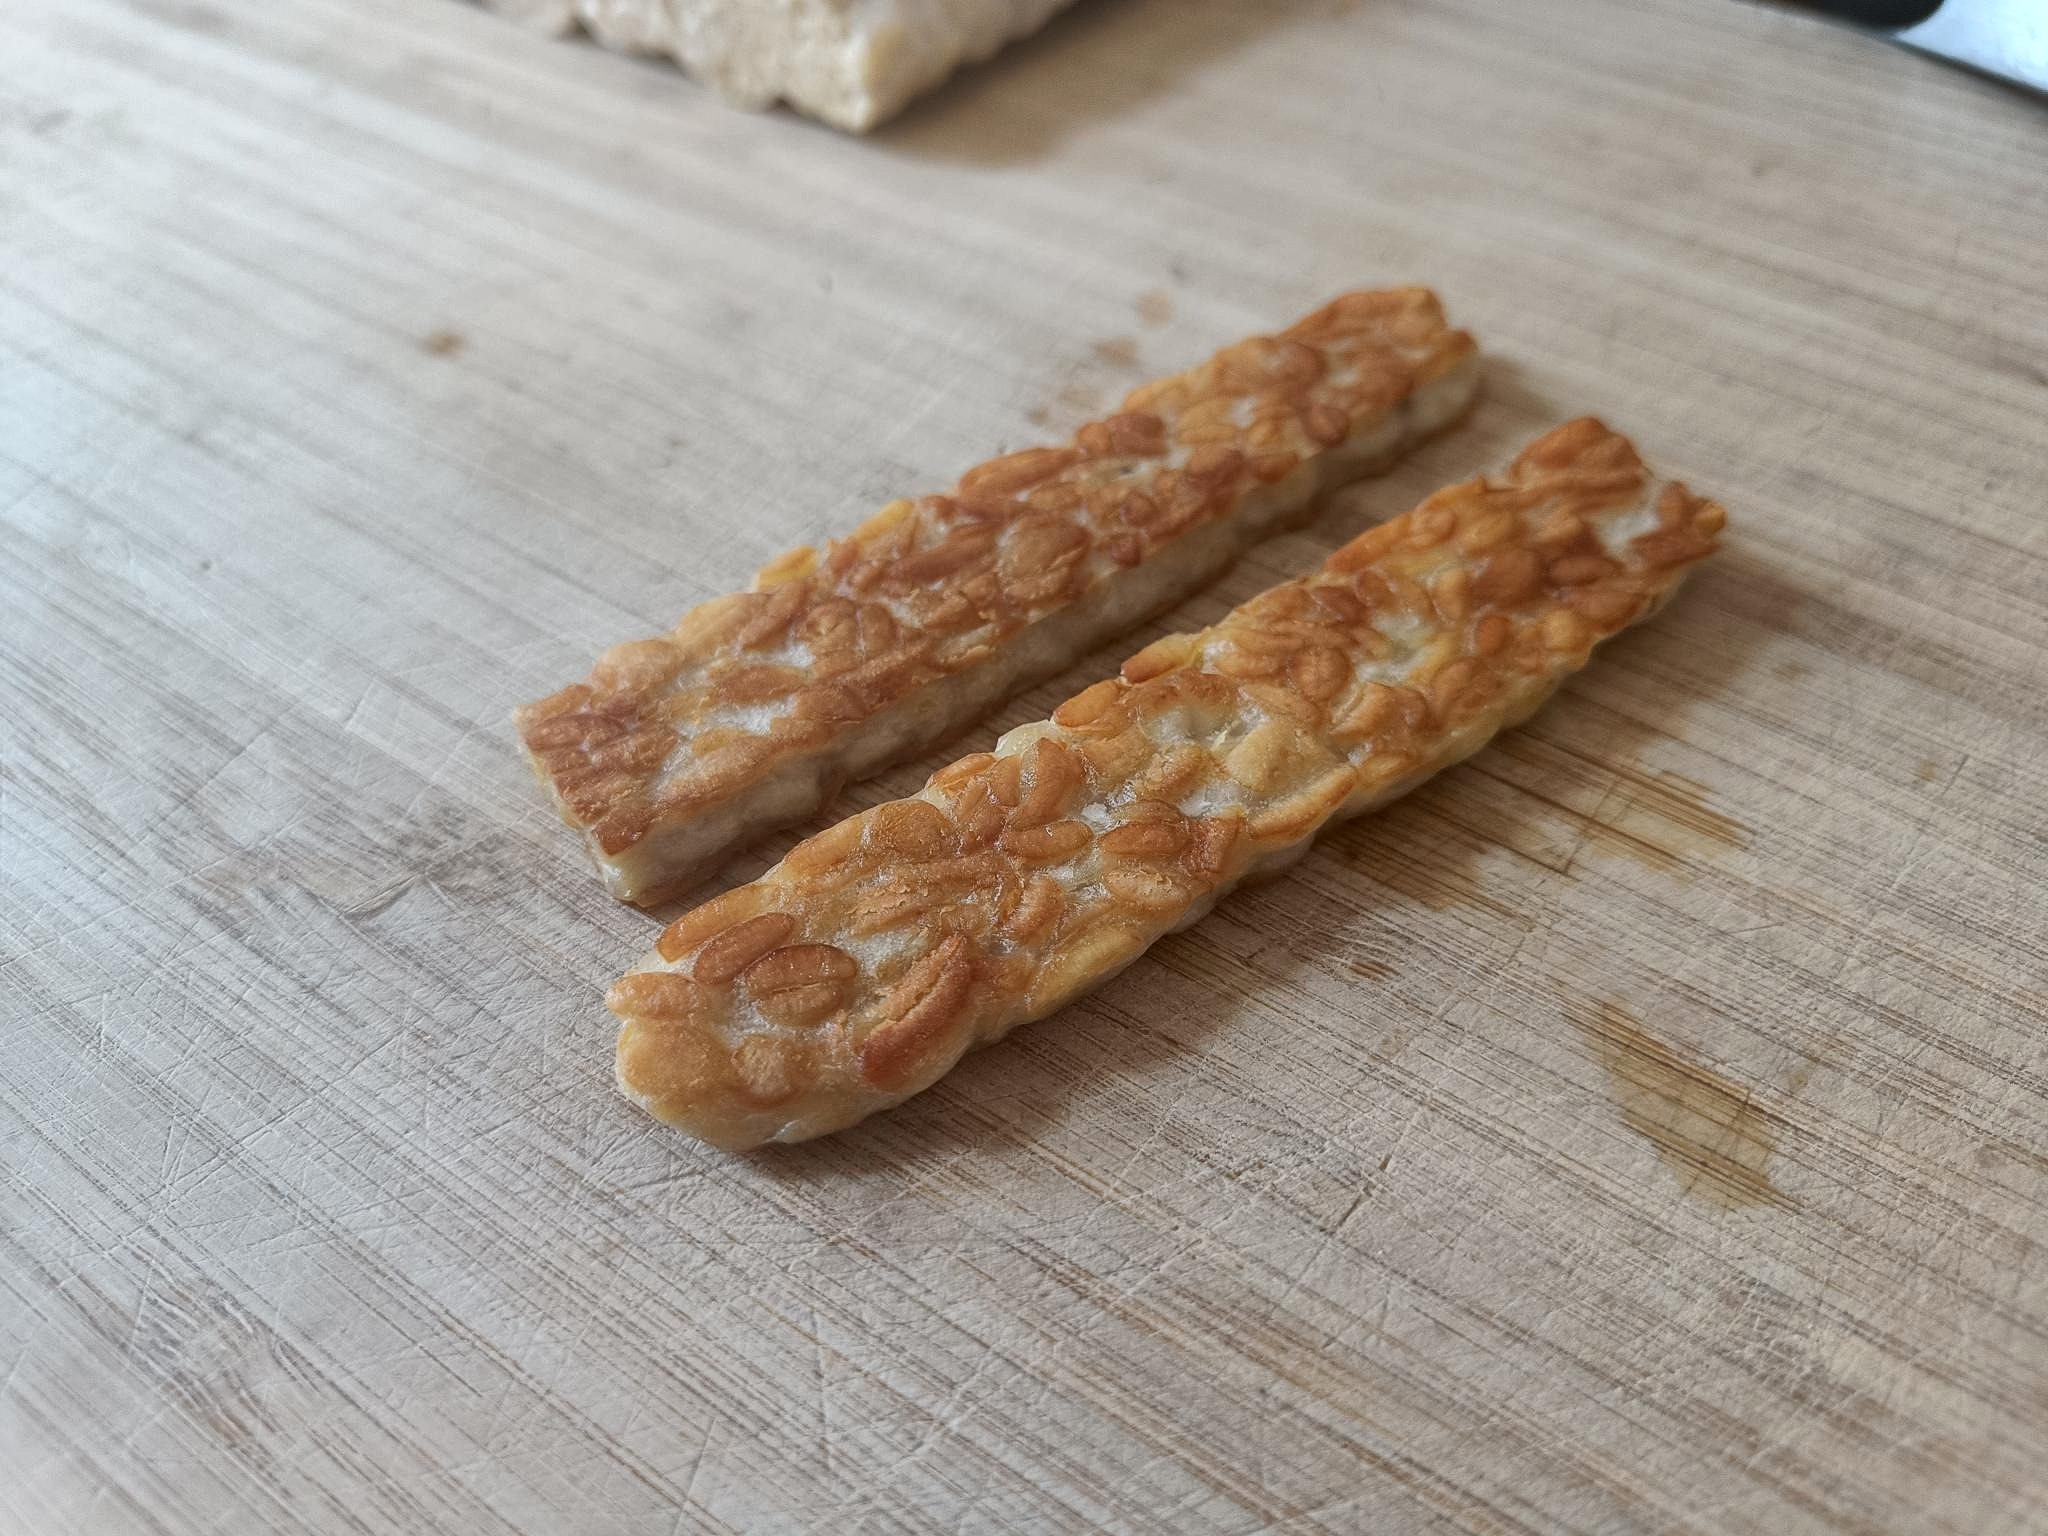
4;1;2045;1530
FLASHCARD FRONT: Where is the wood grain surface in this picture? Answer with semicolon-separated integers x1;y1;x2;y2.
4;1;2046;1531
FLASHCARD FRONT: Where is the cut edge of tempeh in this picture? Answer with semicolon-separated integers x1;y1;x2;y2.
517;289;1479;906
607;418;1726;1149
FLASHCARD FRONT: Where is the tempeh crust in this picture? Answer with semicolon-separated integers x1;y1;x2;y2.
610;419;1728;1148
517;289;1478;904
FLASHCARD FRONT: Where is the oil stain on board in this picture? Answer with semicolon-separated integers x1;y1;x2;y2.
1573;1001;1792;1211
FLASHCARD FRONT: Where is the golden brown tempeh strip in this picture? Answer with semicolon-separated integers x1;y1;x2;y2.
516;289;1478;903
608;419;1726;1149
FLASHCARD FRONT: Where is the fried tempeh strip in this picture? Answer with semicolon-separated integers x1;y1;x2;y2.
609;419;1726;1148
610;417;1728;1146
516;289;1478;904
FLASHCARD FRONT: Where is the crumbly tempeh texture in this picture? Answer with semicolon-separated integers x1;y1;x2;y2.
610;419;1727;1149
517;289;1478;904
477;0;1082;133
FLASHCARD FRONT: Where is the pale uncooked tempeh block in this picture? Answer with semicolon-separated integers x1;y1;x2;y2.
517;289;1478;905
610;419;1728;1148
476;0;1082;131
